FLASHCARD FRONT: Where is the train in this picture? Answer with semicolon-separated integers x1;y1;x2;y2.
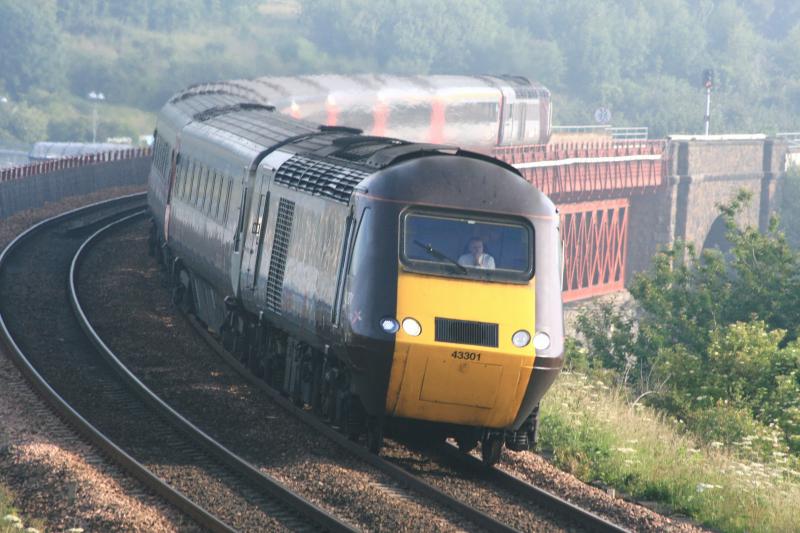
147;82;564;465
175;74;552;150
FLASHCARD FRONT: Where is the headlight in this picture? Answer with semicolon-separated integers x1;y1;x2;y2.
379;317;399;334
402;317;422;336
512;330;531;348
533;331;551;350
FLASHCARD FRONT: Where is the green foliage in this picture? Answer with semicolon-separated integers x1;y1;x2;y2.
0;0;63;98
2;0;800;145
572;192;800;456
539;373;800;533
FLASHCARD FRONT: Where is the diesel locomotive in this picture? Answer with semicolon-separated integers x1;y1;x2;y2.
147;83;564;465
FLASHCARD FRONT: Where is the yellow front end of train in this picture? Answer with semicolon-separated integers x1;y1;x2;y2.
384;208;538;429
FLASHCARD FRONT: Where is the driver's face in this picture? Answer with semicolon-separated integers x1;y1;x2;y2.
469;240;483;255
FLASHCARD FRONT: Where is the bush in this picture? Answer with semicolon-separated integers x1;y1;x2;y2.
571;191;800;455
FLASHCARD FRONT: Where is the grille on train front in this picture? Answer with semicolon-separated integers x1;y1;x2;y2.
434;318;499;348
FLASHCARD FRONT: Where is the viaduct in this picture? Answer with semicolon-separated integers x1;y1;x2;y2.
0;136;789;303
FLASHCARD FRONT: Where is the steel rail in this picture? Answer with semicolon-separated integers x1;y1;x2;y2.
0;194;235;533
69;210;357;533
436;443;630;533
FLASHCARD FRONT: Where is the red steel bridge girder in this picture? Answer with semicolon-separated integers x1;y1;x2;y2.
494;140;667;201
559;198;630;303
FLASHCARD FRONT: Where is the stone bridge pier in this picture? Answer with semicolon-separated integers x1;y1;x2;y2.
626;136;786;279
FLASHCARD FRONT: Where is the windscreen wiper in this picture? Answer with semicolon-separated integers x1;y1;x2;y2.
414;240;467;274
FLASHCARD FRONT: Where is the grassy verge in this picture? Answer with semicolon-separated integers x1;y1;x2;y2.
539;372;800;532
1;482;42;533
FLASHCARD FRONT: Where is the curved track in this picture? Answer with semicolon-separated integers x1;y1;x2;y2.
0;195;356;533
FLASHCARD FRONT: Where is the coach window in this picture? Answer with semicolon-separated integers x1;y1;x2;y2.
214;173;224;218
391;102;430;128
212;174;223;219
161;143;171;177
191;165;202;206
206;171;218;214
524;101;539;143
182;161;194;199
445;102;498;124
200;167;211;211
178;158;189;199
222;178;233;223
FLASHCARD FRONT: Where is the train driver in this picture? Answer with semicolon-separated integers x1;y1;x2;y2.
458;237;496;269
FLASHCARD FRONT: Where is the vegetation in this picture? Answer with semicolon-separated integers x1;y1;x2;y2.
1;483;43;533
550;192;800;530
2;0;800;145
539;372;800;533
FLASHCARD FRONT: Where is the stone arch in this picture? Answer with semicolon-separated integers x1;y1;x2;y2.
701;214;732;255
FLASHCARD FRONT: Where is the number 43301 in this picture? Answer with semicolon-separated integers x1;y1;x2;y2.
451;350;481;361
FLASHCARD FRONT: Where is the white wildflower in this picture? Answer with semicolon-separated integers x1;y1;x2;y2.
3;515;21;524
710;441;724;448
66;529;85;533
615;447;636;454
25;528;40;533
696;483;723;493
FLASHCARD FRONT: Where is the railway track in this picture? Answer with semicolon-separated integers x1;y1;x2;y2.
70;210;630;532
0;195;356;532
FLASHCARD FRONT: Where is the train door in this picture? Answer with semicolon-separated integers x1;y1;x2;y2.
230;166;250;298
239;150;295;297
241;169;271;291
497;85;516;145
161;139;180;241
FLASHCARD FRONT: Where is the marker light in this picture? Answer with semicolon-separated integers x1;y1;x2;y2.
379;317;400;334
402;317;422;336
512;330;531;348
533;331;551;351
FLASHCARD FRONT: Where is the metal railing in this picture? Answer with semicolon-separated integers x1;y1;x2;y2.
551;125;649;141
0;147;152;182
776;132;800;149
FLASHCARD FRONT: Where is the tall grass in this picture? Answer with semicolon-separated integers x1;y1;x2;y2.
539;372;800;532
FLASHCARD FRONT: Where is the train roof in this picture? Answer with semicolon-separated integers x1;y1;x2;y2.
173;74;550;106
159;86;521;204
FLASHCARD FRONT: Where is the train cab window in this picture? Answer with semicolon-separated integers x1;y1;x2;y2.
401;210;533;283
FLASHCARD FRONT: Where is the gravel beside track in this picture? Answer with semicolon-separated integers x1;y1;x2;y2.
79;217;487;532
0;199;316;532
0;186;191;532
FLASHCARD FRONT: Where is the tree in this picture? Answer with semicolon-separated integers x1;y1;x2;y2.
0;0;64;97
